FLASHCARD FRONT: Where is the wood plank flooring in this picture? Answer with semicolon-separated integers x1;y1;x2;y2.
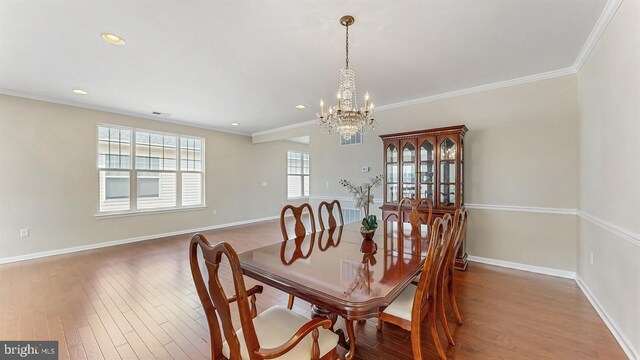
0;220;627;359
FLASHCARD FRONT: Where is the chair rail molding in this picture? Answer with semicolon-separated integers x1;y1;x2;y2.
450;203;577;215
309;195;383;204
578;211;640;247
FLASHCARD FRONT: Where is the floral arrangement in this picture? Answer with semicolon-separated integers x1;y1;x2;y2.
339;175;383;232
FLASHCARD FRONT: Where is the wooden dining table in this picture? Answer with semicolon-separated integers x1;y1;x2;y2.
237;220;429;360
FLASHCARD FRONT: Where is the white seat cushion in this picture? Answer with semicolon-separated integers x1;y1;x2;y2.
221;305;339;360
382;284;417;321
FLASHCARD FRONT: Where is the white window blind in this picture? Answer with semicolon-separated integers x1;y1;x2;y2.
340;130;362;146
97;125;205;214
287;151;309;198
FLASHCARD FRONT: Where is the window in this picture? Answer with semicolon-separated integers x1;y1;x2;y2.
287;151;309;198
340;130;362;146
98;125;204;214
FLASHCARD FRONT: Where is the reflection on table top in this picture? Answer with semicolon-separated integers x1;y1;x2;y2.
237;221;430;318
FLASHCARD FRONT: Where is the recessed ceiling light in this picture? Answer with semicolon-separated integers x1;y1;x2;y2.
72;89;88;95
231;123;240;126
101;33;126;45
295;104;306;109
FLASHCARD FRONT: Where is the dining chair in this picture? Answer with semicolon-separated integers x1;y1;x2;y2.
280;203;316;309
432;209;462;347
439;207;467;328
397;197;433;284
398;197;433;241
317;200;344;231
189;234;339;360
281;203;317;239
377;214;454;360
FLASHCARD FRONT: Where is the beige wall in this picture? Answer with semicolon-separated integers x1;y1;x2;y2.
577;0;640;356
256;75;580;272
0;95;307;260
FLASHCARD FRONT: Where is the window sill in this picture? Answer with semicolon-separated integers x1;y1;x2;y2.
95;205;207;219
287;197;310;201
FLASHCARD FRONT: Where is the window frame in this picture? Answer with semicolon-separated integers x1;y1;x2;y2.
95;124;206;217
339;129;363;146
287;150;309;199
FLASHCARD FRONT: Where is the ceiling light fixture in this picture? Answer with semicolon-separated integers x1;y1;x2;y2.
317;15;376;140
295;104;306;109
231;122;240;126
72;89;88;95
101;33;126;45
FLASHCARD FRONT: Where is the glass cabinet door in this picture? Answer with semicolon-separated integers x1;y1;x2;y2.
401;141;416;199
460;138;464;206
386;144;399;203
419;138;435;201
439;137;457;207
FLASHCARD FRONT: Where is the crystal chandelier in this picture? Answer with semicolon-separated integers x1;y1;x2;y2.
317;15;376;140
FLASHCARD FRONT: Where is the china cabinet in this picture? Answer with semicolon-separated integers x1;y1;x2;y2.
380;125;468;270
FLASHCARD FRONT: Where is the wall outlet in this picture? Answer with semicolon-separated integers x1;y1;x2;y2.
20;228;29;237
262;182;268;187
213;209;218;215
361;166;370;173
589;252;594;265
325;181;330;189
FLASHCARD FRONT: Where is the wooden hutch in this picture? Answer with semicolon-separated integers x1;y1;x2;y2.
380;125;468;270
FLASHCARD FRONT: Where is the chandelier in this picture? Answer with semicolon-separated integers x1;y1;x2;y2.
317;15;376;140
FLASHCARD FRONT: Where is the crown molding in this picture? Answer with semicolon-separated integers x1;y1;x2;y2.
572;0;623;71
0;88;251;137
252;119;316;137
374;67;577;112
251;67;577;138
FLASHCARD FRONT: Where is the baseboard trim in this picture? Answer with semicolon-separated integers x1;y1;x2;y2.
467;255;576;279
0;215;279;265
575;275;638;360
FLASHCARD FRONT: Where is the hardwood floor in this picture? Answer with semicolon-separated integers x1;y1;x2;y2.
0;220;626;360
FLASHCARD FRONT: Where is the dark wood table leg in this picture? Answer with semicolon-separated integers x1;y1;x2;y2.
344;319;356;360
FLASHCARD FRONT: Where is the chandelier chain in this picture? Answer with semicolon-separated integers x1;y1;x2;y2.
345;23;349;69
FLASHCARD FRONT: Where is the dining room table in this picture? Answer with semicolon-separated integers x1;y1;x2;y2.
237;220;430;360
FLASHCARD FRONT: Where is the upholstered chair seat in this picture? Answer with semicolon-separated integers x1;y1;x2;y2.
222;305;339;360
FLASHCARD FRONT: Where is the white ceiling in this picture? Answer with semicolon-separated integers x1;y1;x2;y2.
0;0;607;135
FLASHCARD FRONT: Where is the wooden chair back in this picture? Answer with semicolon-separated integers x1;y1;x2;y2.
441;209;462;276
317;200;344;231
412;214;454;323
189;234;260;360
280;203;316;240
398;197;433;239
453;207;468;256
